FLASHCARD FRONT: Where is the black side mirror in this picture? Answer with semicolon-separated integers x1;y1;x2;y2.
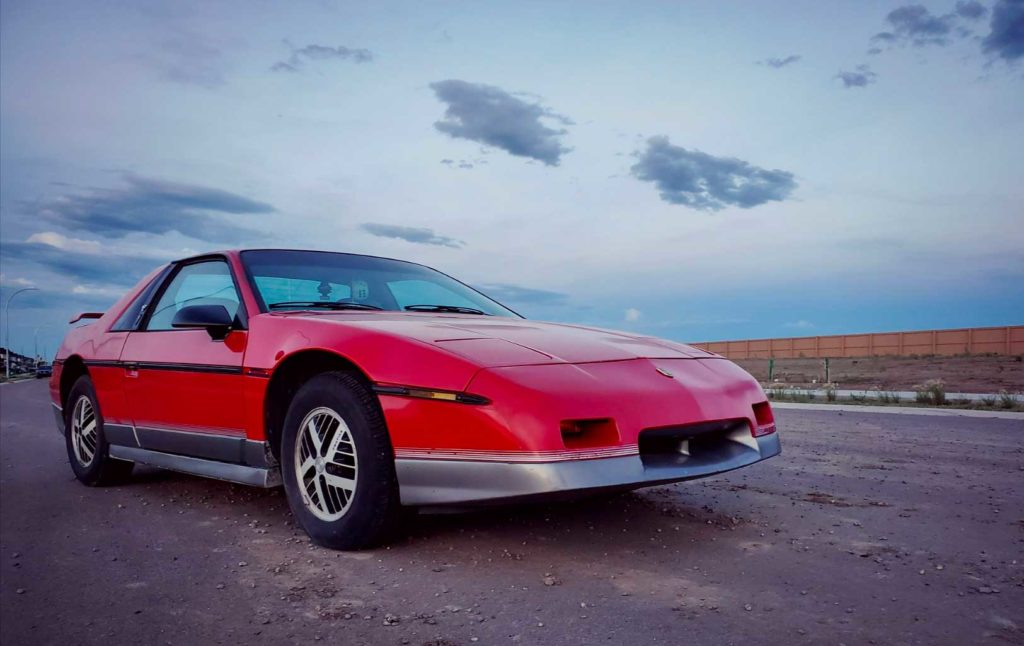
171;304;233;340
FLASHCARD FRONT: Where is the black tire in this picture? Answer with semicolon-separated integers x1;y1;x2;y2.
280;371;401;550
65;376;134;486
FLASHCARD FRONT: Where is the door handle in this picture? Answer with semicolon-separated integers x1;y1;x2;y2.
123;362;139;378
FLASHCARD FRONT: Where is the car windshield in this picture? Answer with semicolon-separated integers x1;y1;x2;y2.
241;250;520;317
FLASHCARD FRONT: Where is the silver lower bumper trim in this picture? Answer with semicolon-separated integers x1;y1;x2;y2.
396;433;781;506
109;445;282;488
52;402;65;435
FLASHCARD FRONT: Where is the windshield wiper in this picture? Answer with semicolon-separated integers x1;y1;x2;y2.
269;301;383;311
404;304;489;315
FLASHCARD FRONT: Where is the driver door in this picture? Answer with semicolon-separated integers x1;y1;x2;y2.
121;259;248;447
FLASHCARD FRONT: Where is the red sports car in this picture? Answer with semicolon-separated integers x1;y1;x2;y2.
50;249;779;549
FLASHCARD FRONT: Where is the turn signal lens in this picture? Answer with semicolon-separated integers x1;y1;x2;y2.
373;384;491;405
751;401;776;437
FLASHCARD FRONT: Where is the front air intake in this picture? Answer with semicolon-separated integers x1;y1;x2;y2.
637;419;747;468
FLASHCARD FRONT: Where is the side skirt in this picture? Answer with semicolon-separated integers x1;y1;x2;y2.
109;445;282;488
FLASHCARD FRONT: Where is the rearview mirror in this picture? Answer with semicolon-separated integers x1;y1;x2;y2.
171;304;233;340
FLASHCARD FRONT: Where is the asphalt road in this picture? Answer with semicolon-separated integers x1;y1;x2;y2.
2;380;1022;645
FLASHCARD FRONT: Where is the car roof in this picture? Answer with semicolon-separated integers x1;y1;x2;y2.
173;248;427;269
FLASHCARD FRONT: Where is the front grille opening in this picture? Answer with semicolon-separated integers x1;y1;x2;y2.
560;418;619;449
638;419;746;467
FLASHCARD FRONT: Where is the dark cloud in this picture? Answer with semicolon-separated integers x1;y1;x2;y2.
35;175;274;240
0;241;161;287
871;2;987;50
271;43;373;72
873;4;956;47
836;64;878;88
983;0;1024;61
429;80;572;166
476;283;568;306
955;1;988;19
360;223;465;248
630;136;797;211
758;55;802;68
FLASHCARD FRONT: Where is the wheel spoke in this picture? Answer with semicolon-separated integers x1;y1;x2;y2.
306;418;324;456
312;474;328;510
323;472;355;491
300;456;316;478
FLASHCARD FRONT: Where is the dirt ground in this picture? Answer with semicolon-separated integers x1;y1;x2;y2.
735;355;1024;393
2;380;1023;645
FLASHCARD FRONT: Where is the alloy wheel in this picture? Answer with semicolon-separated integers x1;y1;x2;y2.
294;406;358;521
70;395;98;467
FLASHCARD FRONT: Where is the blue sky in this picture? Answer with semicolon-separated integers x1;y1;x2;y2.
1;0;1022;357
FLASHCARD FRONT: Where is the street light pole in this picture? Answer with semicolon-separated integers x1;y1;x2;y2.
4;287;40;378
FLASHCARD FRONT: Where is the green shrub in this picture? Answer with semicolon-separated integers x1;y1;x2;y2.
999;390;1016;409
914;379;946;406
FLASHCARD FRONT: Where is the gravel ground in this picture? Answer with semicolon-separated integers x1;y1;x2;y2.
2;379;1022;645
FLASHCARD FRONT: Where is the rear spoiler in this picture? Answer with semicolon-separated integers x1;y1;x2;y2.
69;312;104;324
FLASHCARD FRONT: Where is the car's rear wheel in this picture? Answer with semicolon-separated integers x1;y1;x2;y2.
280;371;401;550
65;376;134;486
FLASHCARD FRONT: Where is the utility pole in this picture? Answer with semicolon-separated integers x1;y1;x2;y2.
5;287;39;378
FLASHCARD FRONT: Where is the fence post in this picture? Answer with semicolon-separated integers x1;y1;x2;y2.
824;357;830;383
768;358;774;382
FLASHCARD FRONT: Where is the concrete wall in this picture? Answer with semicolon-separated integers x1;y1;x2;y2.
691;325;1024;359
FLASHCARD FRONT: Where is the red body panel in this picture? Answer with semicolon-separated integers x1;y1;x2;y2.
51;250;772;464
120;329;248;434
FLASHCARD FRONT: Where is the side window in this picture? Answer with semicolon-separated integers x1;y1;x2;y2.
387;279;479;310
145;261;240;331
109;266;171;332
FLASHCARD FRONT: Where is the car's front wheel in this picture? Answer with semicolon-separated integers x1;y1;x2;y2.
65;375;134;486
280;371;401;550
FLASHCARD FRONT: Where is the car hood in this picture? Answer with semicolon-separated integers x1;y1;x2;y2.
287;312;715;367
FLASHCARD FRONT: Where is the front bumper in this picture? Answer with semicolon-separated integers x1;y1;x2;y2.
395;432;780;507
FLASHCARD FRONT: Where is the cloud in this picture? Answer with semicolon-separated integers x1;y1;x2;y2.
475;283;568;306
983;0;1024;62
271;43;373;72
630;136;797;210
955;1;987;20
429;80;573;166
72;284;126;298
360;223;465;248
34;175;274;240
624;308;642;323
150;33;226;88
26;232;102;253
0;274;36;288
836;64;878;88
871;2;988;50
0;240;162;286
758;55;802;68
